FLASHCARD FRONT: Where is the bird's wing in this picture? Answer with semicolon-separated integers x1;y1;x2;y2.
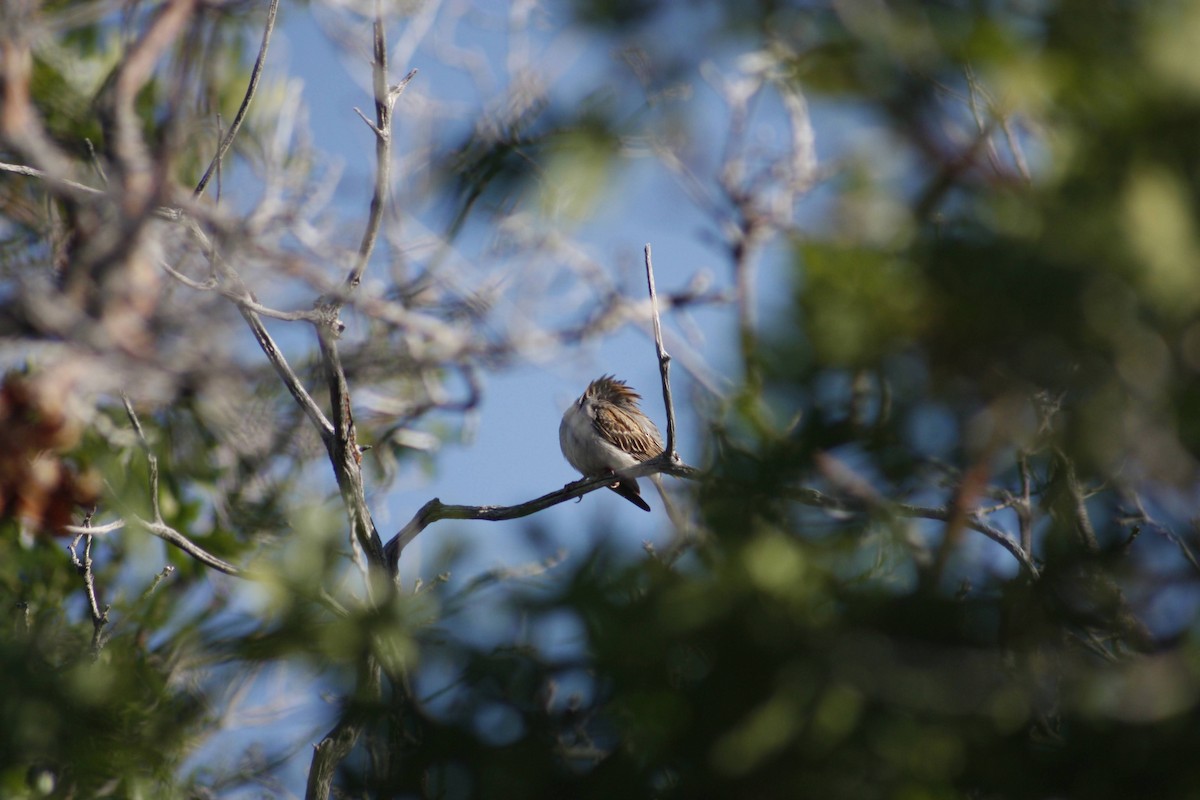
593;403;664;461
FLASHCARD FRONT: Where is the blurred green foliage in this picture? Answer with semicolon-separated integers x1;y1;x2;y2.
7;0;1200;798
345;1;1200;797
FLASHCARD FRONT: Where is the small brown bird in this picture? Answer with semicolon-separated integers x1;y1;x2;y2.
559;375;664;511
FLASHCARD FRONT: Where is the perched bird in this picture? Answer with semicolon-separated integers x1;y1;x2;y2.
560;375;664;511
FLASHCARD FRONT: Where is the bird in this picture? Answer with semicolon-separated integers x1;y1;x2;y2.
559;375;664;511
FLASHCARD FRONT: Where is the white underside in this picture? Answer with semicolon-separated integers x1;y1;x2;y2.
559;403;638;476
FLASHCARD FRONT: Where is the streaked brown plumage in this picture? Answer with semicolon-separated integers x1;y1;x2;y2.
559;375;664;511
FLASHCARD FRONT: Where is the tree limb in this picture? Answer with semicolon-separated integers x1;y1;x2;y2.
384;455;701;571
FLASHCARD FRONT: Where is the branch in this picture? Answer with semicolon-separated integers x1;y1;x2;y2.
307;10;409;792
168;224;335;434
306;722;361;800
1017;450;1034;555
123;396;242;576
1127;492;1200;577
384;455;700;572
0;161;103;198
239;305;335;442
786;485;1040;579
315;313;385;570
136;516;241;576
1057;448;1099;553
644;243;677;458
68;520;110;657
123;395;163;523
194;0;281;199
344;7;417;291
61;519;127;536
143;565;176;598
305;654;382;800
381;244;702;572
160;255;324;322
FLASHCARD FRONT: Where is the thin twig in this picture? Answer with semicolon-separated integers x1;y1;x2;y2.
142;565;176;598
194;0;280;198
239;306;335;441
136;516;241;575
644;243;676;458
453;549;568;603
123;396;242;576
214;111;223;202
182;214;336;440
84;138;108;185
1129;493;1200;576
1057;448;1099;552
0;161;103;198
61;519;127;536
964;63;1004;176
68;520;110;657
344;6;417;291
1017;450;1034;555
160;251;324;321
643;244;701;557
123;395;162;522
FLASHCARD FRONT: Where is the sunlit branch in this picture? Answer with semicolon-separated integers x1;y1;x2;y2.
644;243;677;459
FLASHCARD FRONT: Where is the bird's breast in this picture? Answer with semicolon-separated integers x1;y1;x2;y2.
559;403;635;475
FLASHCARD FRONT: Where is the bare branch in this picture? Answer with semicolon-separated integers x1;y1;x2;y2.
68;522;110;657
0;161;102;197
122;395;242;576
380;244;706;573
61;519;127;536
1057;448;1099;553
239;307;335;441
644;243;677;458
1127;492;1200;577
344;4;418;292
123;395;163;523
136;516;241;576
142;565;176;598
384;455;701;571
306;9;412;794
305;653;382;800
194;0;281;199
786;485;1040;579
316;317;385;571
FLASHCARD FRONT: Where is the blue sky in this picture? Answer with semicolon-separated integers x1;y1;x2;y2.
176;2;952;793
157;1;1128;791
259;5;781;578
184;5;786;791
